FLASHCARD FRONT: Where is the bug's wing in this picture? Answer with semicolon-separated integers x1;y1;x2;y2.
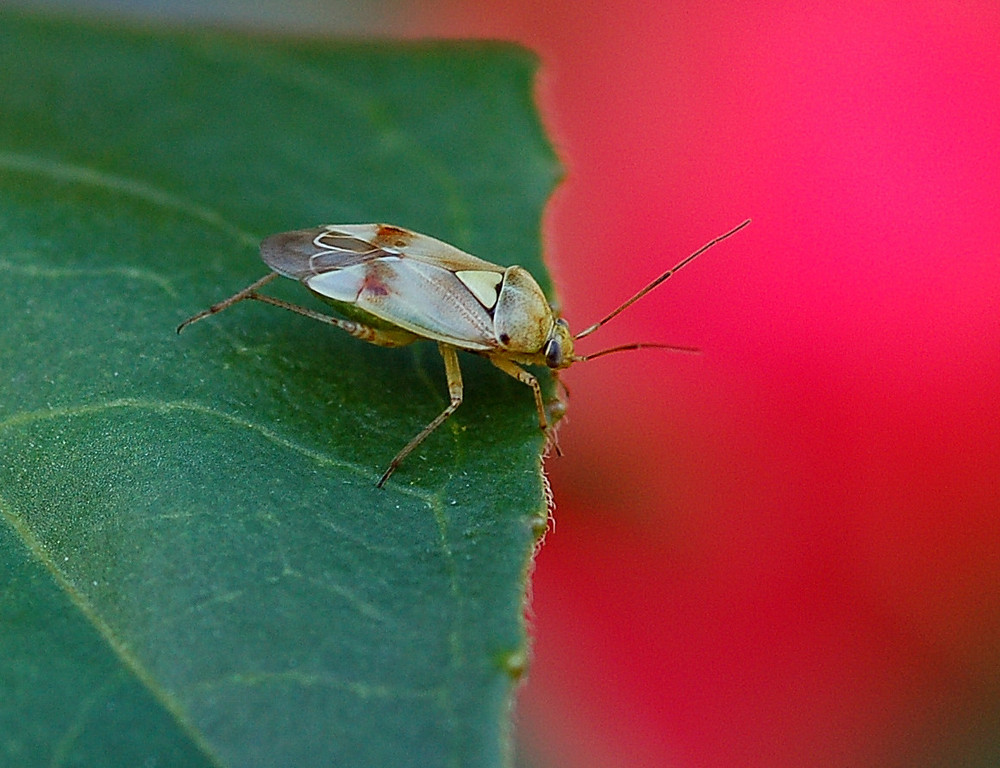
305;257;500;351
260;224;512;350
260;224;502;279
260;224;505;350
261;226;382;279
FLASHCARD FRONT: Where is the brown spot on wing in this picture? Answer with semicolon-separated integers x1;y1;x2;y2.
360;261;393;298
373;225;414;250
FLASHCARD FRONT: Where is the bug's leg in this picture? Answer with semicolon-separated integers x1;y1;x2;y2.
245;293;414;347
488;356;563;457
546;370;569;427
554;370;570;400
181;283;414;347
176;272;280;333
377;343;464;487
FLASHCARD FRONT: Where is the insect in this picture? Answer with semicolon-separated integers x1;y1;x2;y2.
177;219;750;486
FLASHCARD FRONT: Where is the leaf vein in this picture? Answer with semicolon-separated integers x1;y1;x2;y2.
0;398;418;492
0;257;179;297
185;670;442;701
0;150;258;248
0;492;228;767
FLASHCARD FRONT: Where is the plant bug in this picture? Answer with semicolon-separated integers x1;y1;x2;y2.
178;219;750;486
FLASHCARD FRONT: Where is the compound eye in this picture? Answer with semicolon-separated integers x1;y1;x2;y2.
544;338;562;368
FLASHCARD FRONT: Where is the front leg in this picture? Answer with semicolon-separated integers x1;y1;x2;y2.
488;355;562;457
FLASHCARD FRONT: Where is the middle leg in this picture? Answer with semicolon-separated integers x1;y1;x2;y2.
377;343;464;487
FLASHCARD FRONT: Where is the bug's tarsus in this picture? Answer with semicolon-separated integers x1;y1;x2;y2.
376;343;465;488
574;218;751;340
176;272;280;333
545;426;563;458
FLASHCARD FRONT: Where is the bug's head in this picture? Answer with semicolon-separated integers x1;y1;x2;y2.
542;318;575;369
565;219;751;366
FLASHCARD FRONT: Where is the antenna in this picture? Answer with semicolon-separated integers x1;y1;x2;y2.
574;219;750;340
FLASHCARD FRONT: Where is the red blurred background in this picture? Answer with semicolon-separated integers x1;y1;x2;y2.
402;2;1000;767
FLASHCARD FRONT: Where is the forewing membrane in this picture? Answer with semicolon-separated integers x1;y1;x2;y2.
261;227;381;279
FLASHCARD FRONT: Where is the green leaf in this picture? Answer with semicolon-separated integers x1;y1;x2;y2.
0;11;559;767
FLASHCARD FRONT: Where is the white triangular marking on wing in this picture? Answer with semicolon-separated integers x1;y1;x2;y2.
455;270;503;310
